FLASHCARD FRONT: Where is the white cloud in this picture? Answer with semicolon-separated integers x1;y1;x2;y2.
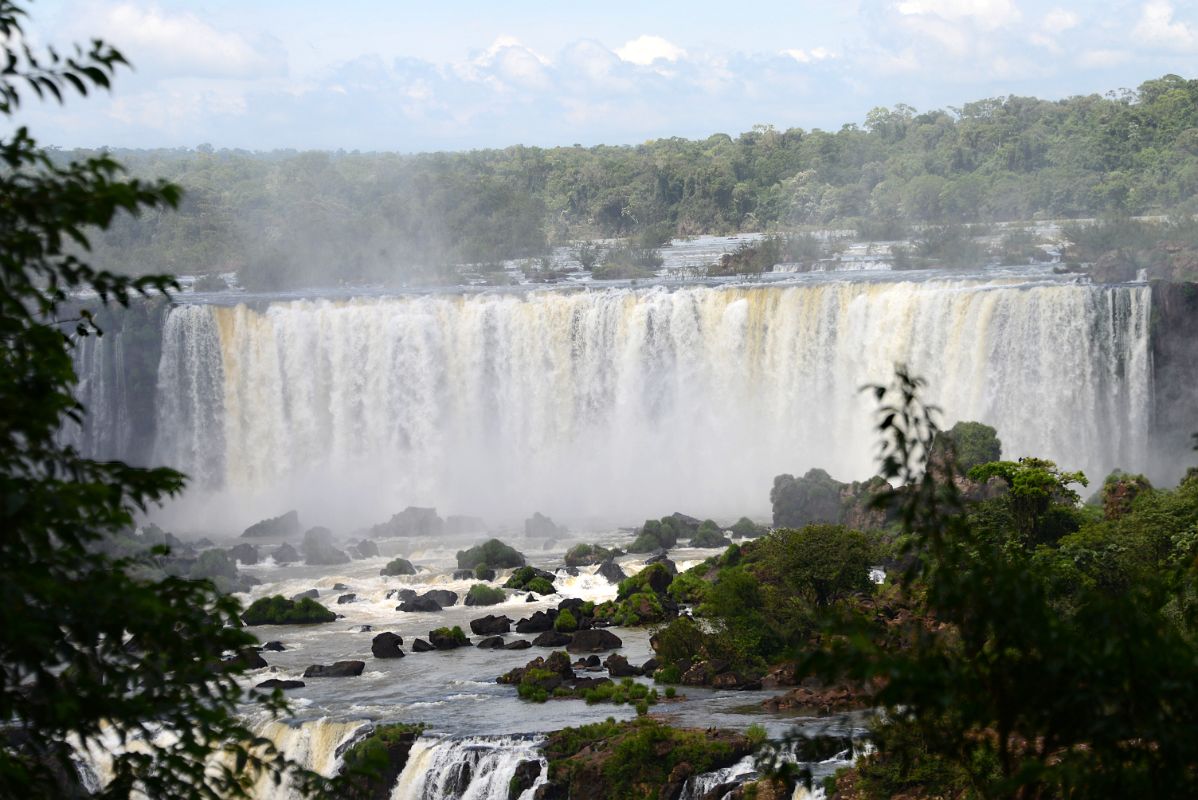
93;4;284;79
1133;1;1198;50
1076;49;1132;68
895;0;1022;29
1042;8;1080;34
782;47;836;63
615;35;686;65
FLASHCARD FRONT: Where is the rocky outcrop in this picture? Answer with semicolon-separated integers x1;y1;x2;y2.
355;539;380;558
228;543;259;565
596;559;626;583
242;510;300;539
603;654;641;677
271;543;300;564
302;527;350;566
476;636;505;648
428;627;470;649
398;595;442;613
255;679;305;690
261;641;286;652
411;638;434;652
291;588;319;601
533;631;572;647
371;506;443;538
303;661;365;678
515;610;556;633
504;639;532;650
424;589;459;608
525;511;565;538
380;557;416;576
371;632;405;658
761;679;871;714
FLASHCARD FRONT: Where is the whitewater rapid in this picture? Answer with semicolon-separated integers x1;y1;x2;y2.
142;278;1150;529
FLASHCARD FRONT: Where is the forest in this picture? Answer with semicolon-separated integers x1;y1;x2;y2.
70;74;1198;288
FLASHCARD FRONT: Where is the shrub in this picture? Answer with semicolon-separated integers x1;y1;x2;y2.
654;665;682;684
746;723;768;749
526;577;556;596
729;517;766;538
667;570;708;605
430;626;469;645
690;521;731;548
555;609;578;632
241;595;336;626
465;584;506;606
456;538;525;570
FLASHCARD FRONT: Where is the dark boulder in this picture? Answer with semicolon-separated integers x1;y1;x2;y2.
411;638;434;652
470;615;512;636
222;648;267;670
566;629;622;654
525;511;565;538
428;628;470;649
255;679;305;690
476;636;505;649
532;631;573;647
229;543;259;565
371;632;405;659
388;588;417;603
303;661;365;678
337;593;356;605
423;589;458;608
556;566;579;577
398;596;442;613
261;641;286;652
643;552;677;575
503;639;532;650
380;558;416;576
291;589;319;601
355;539;380;558
515;610;556;633
271;543;300;564
452;569;474;580
509;760;542;800
641;657;659;674
558;598;587;615
596;559;626;583
332;583;350;591
242;510;300;539
571;676;612;691
604;654;642;677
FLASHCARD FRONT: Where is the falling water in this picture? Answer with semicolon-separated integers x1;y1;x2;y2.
389;735;546;800
149;279;1152;526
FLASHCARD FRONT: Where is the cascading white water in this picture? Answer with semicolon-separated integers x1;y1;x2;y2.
150;279;1151;528
63;329;130;459
390;735;546;800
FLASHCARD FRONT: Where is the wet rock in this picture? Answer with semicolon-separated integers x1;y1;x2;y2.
222;648;268;671
381;558;416;577
641;657;659;674
503;639;532;650
337;593;356;605
291;589;319;601
355;539;380;558
398;596;442;613
429;628;470;649
255;679;305;690
761;681;870;715
423;589;458;608
515;610;556;633
411;638;434;653
470;615;512;636
604;654;642;677
371;632;405;659
566;629;622;654
596;559;626;583
761;662;800;689
711;672;751;690
532;630;572;647
525;593;536;602
509;759;542;800
643;553;677;576
229;543;259;565
332;583;350;591
303;660;365;678
571;676;612;690
452;569;475;580
271;543;300;564
260;640;286;652
556;566;579;577
388;588;417;603
525;511;565;538
476;636;505;649
371;506;443;538
242;510;300;539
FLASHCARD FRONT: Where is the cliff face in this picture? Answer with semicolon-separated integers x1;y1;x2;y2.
1151;281;1198;481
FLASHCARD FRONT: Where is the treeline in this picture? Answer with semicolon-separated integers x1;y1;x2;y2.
69;73;1198;289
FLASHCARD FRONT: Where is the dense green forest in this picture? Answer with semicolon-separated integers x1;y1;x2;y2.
72;74;1198;288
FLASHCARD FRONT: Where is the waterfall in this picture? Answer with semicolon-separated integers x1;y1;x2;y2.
389;735;546;800
63;329;130;459
149;279;1153;527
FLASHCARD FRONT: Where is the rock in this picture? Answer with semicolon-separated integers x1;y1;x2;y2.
337;593;356;604
583;655;601;668
358;625;373;633
291;589;320;601
388;588;417;603
643;552;677;575
371;632;405;659
255;679;305;690
476;636;505;649
558;598;587;615
333;583;350;591
271;543;300;564
641;657;659;674
771;469;846;528
571;676;612;690
398;596;442;613
303;660;365;678
761;662;800;689
229;543;259;565
381;558;416;576
303;526;351;566
504;639;532;650
423;589;458;608
515;610;556;633
242;595;336;625
556;566;579;577
411;639;434;652
355;539;380;558
604;654;642;677
596;559;626;583
452;569;474;580
762;681;871;714
509;760;542;800
532;631;572;647
525;593;536;602
222;648;268;670
475;567;497;581
428;628;470;649
524;511;565;538
261;641;286;652
644;566;674;594
711;672;750;690
371;506;444;538
470;615;512;636
664;762;695;800
566;629;622;654
242;510;300;538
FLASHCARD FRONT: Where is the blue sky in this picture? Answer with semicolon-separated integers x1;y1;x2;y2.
17;0;1198;151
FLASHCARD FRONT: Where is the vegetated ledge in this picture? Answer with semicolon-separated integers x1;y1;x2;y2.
336;722;425;800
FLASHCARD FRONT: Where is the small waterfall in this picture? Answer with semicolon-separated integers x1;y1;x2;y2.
390;735;547;800
63;328;130;459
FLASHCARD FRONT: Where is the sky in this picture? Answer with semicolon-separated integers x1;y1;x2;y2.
15;0;1198;152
